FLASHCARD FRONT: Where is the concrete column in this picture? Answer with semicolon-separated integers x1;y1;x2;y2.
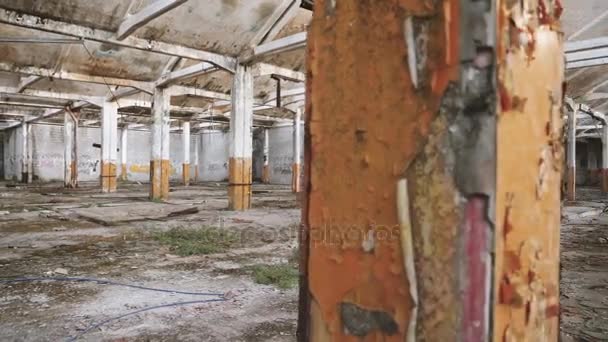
262;128;270;184
602;124;608;193
101;101;118;193
229;64;253;210
64;112;78;188
20;120;30;183
150;88;171;200
567;108;577;200
120;126;128;181
292;108;302;193
182;121;190;186
193;134;199;182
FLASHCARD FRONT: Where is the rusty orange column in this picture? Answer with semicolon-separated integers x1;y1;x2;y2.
494;1;563;341
101;101;118;193
150;88;171;200
301;1;563;341
228;64;253;210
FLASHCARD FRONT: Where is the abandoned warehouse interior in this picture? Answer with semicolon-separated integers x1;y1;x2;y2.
0;0;607;341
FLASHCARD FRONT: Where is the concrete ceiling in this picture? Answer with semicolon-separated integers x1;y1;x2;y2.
0;0;310;130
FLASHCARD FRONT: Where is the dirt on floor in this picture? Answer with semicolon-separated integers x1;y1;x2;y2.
0;181;300;342
561;186;608;341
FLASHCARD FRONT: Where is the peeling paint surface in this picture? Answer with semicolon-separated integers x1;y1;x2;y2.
495;0;564;340
304;0;458;339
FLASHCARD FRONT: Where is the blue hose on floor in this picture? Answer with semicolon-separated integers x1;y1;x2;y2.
0;276;224;296
0;276;228;341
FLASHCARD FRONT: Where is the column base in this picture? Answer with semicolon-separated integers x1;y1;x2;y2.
150;160;170;200
567;166;576;201
602;169;608;193
21;172;29;184
183;163;190;186
100;161;117;193
121;163;128;181
228;157;252;211
262;165;270;184
292;163;301;193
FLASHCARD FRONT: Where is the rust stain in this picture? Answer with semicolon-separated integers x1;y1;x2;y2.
304;0;459;340
228;157;252;211
183;163;190;186
495;0;563;340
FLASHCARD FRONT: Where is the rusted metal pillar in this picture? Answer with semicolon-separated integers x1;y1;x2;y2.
101;101;118;193
602;124;608;193
64;110;79;188
228;64;253;211
301;1;563;341
292;108;302;193
150;88;171;200
567;107;577;201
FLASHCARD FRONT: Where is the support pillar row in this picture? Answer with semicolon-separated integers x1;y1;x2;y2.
150;88;171;200
228;64;253;211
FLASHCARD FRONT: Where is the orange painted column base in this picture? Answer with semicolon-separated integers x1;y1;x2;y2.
183;163;190;186
228;157;252;211
150;160;170;200
262;165;270;184
66;160;78;188
121;163;127;181
100;161;117;193
291;163;301;193
194;168;199;183
601;169;608;193
567;166;576;201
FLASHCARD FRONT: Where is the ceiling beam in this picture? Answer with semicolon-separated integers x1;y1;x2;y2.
156;62;216;87
253;63;305;82
169;85;230;101
117;0;188;40
0;62;153;93
251;31;307;60
0;8;236;72
0;87;104;107
16;75;42;93
567;10;608;41
250;0;300;46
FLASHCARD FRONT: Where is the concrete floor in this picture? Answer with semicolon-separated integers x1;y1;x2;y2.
561;186;608;341
1;181;607;340
0;182;299;341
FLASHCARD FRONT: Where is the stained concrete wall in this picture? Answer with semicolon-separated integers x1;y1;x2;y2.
266;124;304;185
3;124;202;183
3;124;302;185
577;140;603;186
199;130;230;182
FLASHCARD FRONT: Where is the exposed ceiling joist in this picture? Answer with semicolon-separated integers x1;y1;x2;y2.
107;87;144;101
16;75;42;93
117;0;188;40
0;8;237;72
250;0;300;47
567;9;608;41
0;87;104;107
169;85;230;101
0;62;153;93
156;62;216;88
253;63;305;82
251;31;307;60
